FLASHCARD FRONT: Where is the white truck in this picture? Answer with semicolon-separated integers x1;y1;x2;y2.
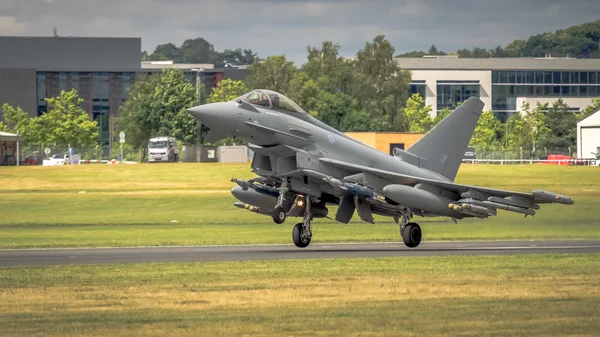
148;137;179;163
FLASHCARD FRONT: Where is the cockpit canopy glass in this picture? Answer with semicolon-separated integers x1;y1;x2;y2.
236;90;306;114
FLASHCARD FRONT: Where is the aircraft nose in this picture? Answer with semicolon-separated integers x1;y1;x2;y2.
187;102;237;129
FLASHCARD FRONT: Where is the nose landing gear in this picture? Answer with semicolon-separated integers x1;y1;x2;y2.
292;196;313;248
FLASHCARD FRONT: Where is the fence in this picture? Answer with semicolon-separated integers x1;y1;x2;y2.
17;143;252;165
469;146;575;161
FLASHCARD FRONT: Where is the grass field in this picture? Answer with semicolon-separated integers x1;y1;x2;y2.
1;253;598;336
1;163;599;248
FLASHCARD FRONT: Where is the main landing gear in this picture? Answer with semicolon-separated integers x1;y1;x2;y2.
292;196;312;248
398;212;422;248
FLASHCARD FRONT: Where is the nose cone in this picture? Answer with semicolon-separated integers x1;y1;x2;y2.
187;102;237;130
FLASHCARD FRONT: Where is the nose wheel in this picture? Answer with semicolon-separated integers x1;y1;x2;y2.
272;207;286;224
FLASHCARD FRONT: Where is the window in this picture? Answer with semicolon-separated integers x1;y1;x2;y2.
516;71;523;83
569;86;578;96
553;86;560;96
437;84;480;110
544;86;551;96
580;72;588;84
525;86;534;96
562;72;570;84
561;86;569;95
499;71;508;83
544;71;552;84
525;71;534;84
553;72;561;84
509;71;516;83
590;72;598;84
571;72;579;84
535;71;543;84
580;86;588;96
535;86;543;96
409;83;426;99
492;71;499;83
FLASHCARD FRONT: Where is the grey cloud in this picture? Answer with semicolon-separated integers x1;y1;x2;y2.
1;0;599;64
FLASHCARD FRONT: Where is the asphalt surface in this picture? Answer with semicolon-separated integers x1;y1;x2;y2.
1;240;599;266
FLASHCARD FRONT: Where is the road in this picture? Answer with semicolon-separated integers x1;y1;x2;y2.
1;240;599;266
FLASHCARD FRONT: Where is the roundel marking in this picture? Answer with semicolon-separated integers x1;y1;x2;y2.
328;134;335;144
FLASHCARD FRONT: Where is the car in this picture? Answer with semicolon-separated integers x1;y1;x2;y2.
22;154;42;165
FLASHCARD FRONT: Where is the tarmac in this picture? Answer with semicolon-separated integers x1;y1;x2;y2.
1;240;599;266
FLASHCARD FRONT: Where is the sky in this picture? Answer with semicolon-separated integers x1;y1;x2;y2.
1;0;599;64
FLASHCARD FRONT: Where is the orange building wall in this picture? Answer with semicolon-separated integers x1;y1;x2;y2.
345;132;425;155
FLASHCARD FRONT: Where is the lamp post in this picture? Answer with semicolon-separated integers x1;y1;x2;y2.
191;68;205;158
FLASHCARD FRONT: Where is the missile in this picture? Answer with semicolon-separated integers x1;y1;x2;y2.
482;201;536;216
231;178;252;190
323;176;383;200
231;178;280;197
461;203;497;216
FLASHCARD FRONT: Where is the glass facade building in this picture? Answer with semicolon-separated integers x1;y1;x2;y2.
492;70;600;118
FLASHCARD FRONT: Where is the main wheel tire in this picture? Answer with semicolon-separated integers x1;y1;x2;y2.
402;223;422;248
292;223;311;248
272;207;286;224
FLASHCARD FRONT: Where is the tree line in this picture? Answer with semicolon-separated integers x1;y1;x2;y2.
0;90;99;151
142;38;258;67
398;20;600;59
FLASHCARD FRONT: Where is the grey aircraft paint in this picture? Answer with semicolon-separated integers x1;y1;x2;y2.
187;89;574;248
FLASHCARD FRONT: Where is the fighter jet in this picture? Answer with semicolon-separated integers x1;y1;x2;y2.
187;89;574;248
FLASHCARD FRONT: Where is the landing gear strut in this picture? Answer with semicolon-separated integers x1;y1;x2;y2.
272;178;290;224
292;196;312;248
399;211;421;248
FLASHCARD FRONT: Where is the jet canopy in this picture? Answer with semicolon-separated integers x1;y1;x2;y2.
236;90;306;114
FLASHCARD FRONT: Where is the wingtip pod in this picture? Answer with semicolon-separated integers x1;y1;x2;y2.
532;190;574;205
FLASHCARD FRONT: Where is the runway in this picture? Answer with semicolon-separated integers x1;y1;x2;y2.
1;240;599;266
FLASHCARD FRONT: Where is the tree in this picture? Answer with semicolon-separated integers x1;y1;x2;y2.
149;43;181;61
491;45;505;57
245;56;297;94
396;50;427;58
578;97;600;121
180;38;217;64
352;35;411;131
504;39;526;57
538;99;577;151
206;79;249;103
428;45;439;55
287;72;322;116
117;69;197;161
219;48;258;67
0;103;30;135
470;111;502;149
41;89;99;149
456;48;472;58
404;94;433;133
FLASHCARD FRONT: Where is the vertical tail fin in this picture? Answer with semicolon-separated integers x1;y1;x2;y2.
407;97;485;181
